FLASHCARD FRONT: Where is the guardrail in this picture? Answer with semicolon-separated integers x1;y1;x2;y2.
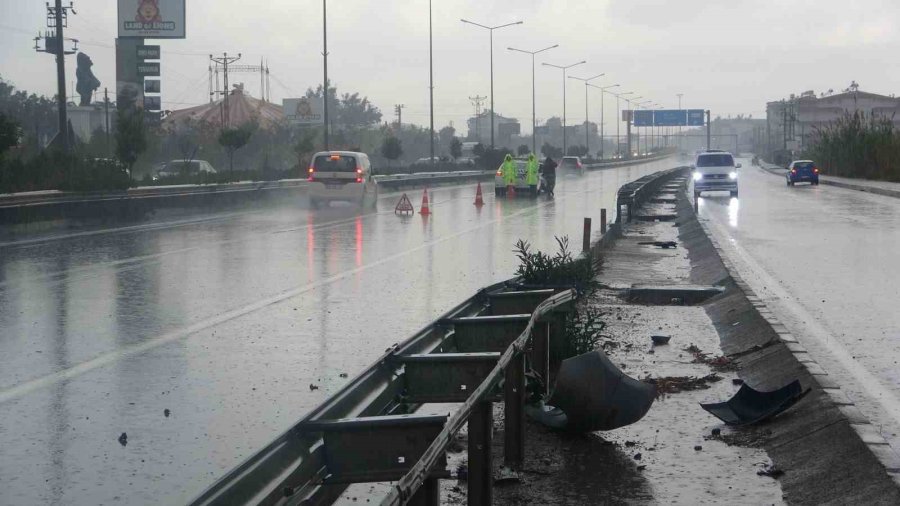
616;165;691;223
189;281;575;506
584;152;673;171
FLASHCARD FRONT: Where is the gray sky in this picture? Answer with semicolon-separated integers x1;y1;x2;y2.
2;0;899;135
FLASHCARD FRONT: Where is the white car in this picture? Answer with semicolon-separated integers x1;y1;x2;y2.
692;151;741;197
155;159;217;179
494;160;542;197
559;156;585;176
307;151;378;208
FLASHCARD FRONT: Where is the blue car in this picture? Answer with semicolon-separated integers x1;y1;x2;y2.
786;160;820;186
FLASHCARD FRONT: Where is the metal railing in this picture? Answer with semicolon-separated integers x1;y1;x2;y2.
616;166;690;223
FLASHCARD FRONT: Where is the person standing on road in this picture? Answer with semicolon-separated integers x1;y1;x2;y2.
526;153;539;196
501;154;518;194
541;156;557;197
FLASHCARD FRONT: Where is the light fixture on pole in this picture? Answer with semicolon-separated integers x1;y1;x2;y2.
542;60;586;155
568;73;604;157
508;43;558;155
588;83;619;159
461;18;523;149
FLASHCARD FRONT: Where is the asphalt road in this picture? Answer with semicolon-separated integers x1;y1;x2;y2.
0;157;675;505
699;159;900;455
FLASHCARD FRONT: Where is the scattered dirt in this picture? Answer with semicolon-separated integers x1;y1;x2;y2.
643;374;723;397
684;344;738;371
706;427;773;448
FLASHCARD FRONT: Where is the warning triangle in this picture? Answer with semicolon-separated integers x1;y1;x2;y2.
395;193;415;214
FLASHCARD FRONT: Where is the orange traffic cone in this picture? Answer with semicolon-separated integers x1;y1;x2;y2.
507;185;516;198
419;188;431;215
474;182;484;206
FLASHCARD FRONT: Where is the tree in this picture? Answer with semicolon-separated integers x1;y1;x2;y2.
541;142;562;159
450;137;462;159
218;124;255;178
438;125;456;154
115;109;147;179
293;129;317;171
0;111;19;156
517;144;530;156
381;136;402;166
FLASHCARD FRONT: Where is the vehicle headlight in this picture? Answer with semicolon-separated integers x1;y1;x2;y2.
729;171;738;180
692;171;702;181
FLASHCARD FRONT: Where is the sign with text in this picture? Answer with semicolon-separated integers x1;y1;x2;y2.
283;97;324;125
118;0;186;39
144;79;161;94
654;109;687;126
144;96;161;111
633;110;653;127
137;45;161;60
630;109;707;126
136;62;160;77
498;122;521;137
687;109;706;126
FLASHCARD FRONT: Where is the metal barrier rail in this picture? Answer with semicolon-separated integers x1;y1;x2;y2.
381;289;576;506
616;166;690;223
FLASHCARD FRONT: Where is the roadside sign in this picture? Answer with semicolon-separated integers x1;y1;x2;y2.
633;110;653;126
654;109;687;126
144;79;161;93
144;96;161;111
687;109;705;126
284;97;324;125
137;62;160;77
621;110;633;122
137;45;161;60
118;0;186;39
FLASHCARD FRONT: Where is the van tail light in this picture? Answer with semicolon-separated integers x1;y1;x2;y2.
496;169;502;177
790;169;796;174
356;167;363;183
307;167;315;181
813;167;819;173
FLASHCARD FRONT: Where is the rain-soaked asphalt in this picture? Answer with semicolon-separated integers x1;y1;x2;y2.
699;159;900;454
0;158;674;505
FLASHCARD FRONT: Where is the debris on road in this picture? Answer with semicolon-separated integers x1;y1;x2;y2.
118;432;128;446
700;379;810;425
757;463;785;478
164;408;171;418
651;335;672;345
643;374;723;397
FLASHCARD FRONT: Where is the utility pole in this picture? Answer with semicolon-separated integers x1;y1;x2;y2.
104;87;110;156
322;0;330;150
706;110;711;150
394;104;405;129
35;0;77;152
469;95;486;142
429;0;435;165
209;52;241;129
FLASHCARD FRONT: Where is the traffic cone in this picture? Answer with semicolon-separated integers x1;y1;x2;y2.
474;182;484;206
419;188;431;215
507;185;516;198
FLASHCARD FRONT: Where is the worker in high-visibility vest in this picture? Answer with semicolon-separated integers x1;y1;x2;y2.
500;154;518;193
525;153;539;196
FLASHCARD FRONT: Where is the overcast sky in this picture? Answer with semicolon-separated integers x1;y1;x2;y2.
2;0;899;135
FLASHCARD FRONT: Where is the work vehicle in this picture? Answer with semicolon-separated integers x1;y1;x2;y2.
692;151;741;197
786;160;820;186
559;156;585;176
307;151;377;208
494;160;542;197
155;159;217;179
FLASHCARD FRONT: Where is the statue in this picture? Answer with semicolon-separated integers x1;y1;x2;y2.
75;52;101;106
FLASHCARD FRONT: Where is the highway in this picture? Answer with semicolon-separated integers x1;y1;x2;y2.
0;158;674;505
699;159;900;455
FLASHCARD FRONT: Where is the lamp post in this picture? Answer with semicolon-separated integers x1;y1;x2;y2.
542;60;586;155
322;0;329;150
588;83;618;159
461;18;523;149
508;43;558;155
568;73;604;157
676;93;683;150
636;100;652;154
615;91;633;157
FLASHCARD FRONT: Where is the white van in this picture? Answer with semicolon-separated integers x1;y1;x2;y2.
692;151;741;198
307;151;378;208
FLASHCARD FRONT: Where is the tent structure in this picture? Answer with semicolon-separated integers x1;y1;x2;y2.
163;84;284;131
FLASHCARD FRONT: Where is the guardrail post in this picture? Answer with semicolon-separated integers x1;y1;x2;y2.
504;352;526;470
530;321;550;396
582;217;592;254
468;401;493;506
409;477;440;506
600;209;607;234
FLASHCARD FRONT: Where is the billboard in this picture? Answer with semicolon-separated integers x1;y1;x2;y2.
137;45;161;60
136;62;160;77
654;109;687;126
498;122;521;137
687;109;705;126
633;110;653;127
118;0;186;39
284;97;324;125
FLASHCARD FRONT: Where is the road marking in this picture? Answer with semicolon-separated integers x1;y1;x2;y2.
0;197;558;404
703;209;900;434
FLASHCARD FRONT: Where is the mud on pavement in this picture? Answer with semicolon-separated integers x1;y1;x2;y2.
439;171;900;505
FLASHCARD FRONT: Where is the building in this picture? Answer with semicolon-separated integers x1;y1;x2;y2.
766;85;900;151
466;110;520;146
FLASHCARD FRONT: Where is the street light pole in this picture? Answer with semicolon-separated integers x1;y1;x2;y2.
615;91;633;157
676;93;683;151
593;84;619;159
322;0;329;150
461;18;523;149
508;44;558;155
429;0;434;167
568;73;604;157
542;60;585;156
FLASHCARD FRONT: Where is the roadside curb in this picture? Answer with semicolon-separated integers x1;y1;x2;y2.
757;163;900;199
693;196;900;488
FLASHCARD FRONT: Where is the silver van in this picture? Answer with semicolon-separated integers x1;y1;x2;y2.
307;151;378;208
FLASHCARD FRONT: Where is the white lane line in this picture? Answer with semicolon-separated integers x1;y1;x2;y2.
0;197;556;404
703;209;900;431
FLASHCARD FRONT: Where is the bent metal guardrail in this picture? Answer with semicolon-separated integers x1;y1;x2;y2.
616;165;690;223
189;283;575;506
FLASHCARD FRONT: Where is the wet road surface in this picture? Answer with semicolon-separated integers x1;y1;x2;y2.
699;159;900;453
0;158;674;505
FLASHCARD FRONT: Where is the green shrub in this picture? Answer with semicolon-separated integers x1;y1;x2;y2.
804;111;900;181
513;236;599;294
551;306;607;364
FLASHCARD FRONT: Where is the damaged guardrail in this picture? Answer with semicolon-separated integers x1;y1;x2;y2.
616;166;691;223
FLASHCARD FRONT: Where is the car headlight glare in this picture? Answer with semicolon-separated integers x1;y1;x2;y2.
729;171;738;180
692;171;702;181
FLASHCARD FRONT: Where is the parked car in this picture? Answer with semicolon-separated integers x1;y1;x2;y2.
559;156;585;176
494;160;542;197
786;160;820;186
155;159;217;179
692;151;741;197
307;151;377;208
